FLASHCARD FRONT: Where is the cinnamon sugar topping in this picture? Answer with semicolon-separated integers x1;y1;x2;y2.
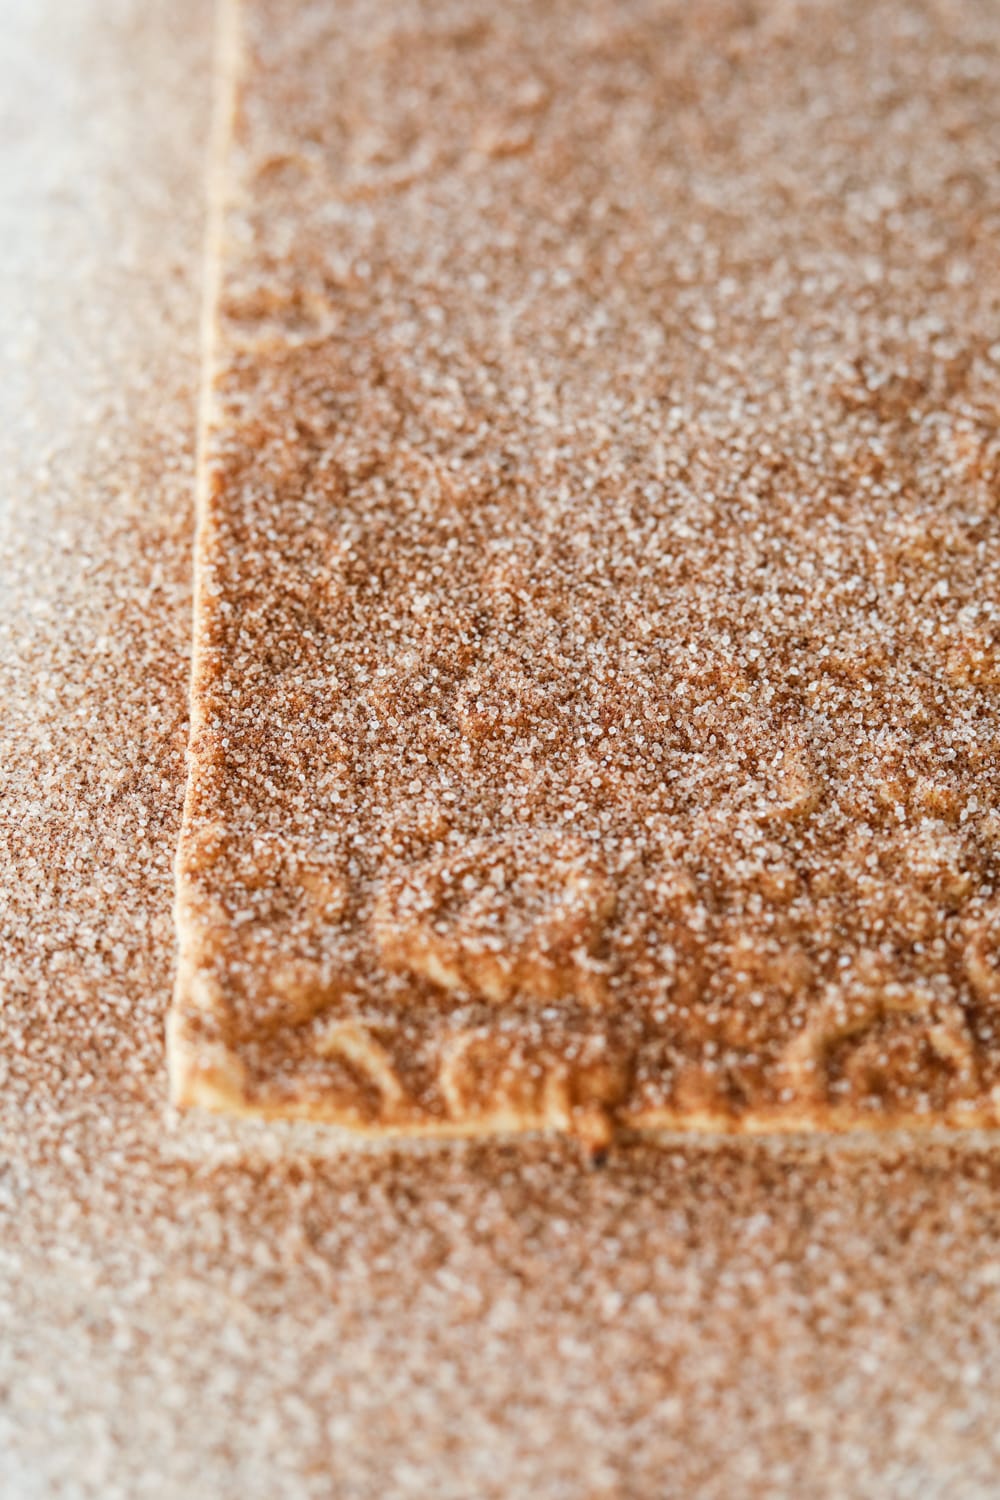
172;0;1000;1134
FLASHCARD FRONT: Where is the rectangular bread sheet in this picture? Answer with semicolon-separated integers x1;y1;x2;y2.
171;0;1000;1141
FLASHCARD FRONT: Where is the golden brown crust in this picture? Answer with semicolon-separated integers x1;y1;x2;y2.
172;0;1000;1140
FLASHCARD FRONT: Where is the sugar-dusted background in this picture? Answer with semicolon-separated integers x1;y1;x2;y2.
2;2;1000;1495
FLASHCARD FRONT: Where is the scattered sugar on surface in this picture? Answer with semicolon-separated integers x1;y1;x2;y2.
4;2;1000;1497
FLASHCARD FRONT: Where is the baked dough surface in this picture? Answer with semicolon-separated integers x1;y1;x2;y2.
171;0;1000;1140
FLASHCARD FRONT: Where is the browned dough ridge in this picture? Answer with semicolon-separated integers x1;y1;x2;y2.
170;0;1000;1144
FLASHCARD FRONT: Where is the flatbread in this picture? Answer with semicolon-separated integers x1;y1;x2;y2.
170;0;1000;1143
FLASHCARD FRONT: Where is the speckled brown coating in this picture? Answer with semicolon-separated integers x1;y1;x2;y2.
8;5;1000;1496
173;0;1000;1137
